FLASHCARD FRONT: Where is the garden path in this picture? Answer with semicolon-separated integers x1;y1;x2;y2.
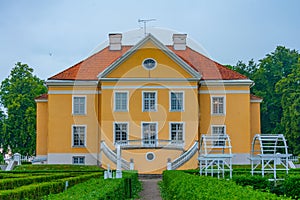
138;178;162;200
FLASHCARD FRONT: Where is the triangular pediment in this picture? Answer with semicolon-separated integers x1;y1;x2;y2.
97;34;201;80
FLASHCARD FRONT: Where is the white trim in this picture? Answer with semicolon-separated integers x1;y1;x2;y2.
46;80;98;86
99;78;200;82
47;153;98;165
35;99;48;103
211;95;226;116
142;91;158;112
199;90;249;94
211;125;226;135
72;156;86;165
72;95;87;115
142;58;157;70
141;122;158;147
251;99;263;103
200;80;253;86
48;90;101;95
71;124;87;148
114;91;129;112
169;91;185;112
113;122;129;145
145;152;156;161
102;85;197;90
169;122;185;144
98;34;201;79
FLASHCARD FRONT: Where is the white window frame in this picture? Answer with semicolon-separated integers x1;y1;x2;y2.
72;125;87;147
142;91;157;112
141;122;158;147
211;96;226;115
169;91;184;112
211;125;226;147
114;91;129;112
169;122;185;146
72;156;85;165
72;95;86;115
113;122;129;146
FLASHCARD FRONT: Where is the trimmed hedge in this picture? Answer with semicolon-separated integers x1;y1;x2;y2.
0;172;102;200
161;171;289;200
14;164;103;172
0;173;73;190
45;171;141;200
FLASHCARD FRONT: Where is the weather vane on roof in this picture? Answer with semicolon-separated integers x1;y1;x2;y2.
138;19;156;37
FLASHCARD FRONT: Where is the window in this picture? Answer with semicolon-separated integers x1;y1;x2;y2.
72;126;86;147
212;126;226;146
114;92;128;111
114;123;128;145
73;156;85;164
170;123;184;144
73;96;86;115
142;58;157;70
211;96;225;115
170;92;184;111
142;122;157;147
143;92;157;111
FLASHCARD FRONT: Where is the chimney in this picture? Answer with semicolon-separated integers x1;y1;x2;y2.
109;33;122;50
173;34;187;50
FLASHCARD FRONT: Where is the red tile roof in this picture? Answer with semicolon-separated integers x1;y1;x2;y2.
49;45;248;81
250;94;263;101
35;93;48;100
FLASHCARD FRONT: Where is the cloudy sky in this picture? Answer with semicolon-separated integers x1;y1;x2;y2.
0;0;299;82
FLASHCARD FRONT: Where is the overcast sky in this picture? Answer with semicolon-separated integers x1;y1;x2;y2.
0;0;299;82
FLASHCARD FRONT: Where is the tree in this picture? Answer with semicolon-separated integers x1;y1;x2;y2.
251;46;299;135
0;62;47;155
231;59;258;79
231;46;300;154
276;59;300;154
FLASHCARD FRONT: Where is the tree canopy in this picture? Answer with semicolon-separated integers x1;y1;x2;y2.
0;62;47;155
233;46;300;155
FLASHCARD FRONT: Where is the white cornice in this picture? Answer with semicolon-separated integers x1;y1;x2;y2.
35;99;48;103
48;90;101;95
199;90;249;94
200;79;253;86
250;99;263;103
97;34;201;79
102;85;197;90
99;77;200;82
46;80;98;86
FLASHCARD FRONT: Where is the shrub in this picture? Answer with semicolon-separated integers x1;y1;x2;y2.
161;170;289;200
0;172;102;200
0;173;72;190
44;171;141;200
233;174;270;191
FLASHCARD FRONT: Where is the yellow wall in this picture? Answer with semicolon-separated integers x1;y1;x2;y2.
250;102;261;139
199;85;252;153
107;41;193;79
47;86;100;155
36;101;48;156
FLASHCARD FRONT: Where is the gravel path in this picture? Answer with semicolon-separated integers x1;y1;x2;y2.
138;178;162;200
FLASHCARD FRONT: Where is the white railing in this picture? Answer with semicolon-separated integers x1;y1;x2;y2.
170;141;198;170
101;141;130;170
115;139;184;150
288;156;299;163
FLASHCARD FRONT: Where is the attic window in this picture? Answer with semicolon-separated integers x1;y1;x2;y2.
142;58;157;70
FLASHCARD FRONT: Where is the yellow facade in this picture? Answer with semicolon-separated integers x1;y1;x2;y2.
36;33;261;173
